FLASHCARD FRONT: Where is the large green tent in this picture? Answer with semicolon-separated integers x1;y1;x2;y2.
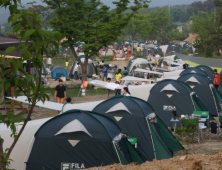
93;96;184;161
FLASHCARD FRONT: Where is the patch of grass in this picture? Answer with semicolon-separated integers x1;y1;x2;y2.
47;87;115;98
184;60;222;72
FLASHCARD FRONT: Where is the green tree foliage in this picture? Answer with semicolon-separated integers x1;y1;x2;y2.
0;1;61;169
191;11;222;57
44;0;149;81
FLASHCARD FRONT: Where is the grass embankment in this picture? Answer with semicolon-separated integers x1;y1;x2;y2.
184;60;222;72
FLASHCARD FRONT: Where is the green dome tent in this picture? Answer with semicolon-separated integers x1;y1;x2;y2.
93;96;184;161
178;73;221;117
148;80;207;128
26;110;144;169
180;67;208;77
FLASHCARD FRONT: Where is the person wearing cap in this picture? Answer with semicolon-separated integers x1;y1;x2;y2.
54;79;66;103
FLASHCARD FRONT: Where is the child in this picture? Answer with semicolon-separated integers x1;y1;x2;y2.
54;79;66;104
115;69;122;95
106;78;111;99
119;48;123;58
65;60;69;69
123;87;131;96
66;97;72;103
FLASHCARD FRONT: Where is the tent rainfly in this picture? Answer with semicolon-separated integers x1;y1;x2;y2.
93;96;184;161
26;110;144;169
180;67;208;77
126;58;152;76
178;73;221;117
148;80;207;127
51;65;67;79
69;55;98;78
196;65;214;82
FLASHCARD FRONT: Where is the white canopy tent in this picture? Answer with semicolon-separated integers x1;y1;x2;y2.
134;68;164;75
0;118;51;170
127;58;151;75
121;76;153;82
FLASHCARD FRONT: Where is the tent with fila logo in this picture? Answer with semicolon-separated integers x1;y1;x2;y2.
26;110;144;169
178;73;221;117
93;96;184;161
148;80;207;127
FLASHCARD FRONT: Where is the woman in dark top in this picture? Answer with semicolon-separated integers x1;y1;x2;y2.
54;79;66;103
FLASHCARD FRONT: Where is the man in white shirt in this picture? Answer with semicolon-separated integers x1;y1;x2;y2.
74;63;80;80
47;56;52;70
155;53;160;58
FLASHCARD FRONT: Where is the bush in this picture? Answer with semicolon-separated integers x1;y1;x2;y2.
183;49;189;55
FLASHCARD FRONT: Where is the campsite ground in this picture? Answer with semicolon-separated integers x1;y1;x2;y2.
34;58;222;170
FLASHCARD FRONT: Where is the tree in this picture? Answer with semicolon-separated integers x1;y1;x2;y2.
0;1;61;169
44;0;149;81
124;14;147;53
170;8;184;22
191;11;222;57
28;5;55;30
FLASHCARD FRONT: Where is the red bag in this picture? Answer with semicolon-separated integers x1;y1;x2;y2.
215;74;220;85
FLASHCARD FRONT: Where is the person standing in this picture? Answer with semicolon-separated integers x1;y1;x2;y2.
136;45;140;52
123;87;131;96
65;60;69;70
119;48;123;58
102;65;108;81
106;78;111;99
47;56;52;70
54;79;66;103
128;45;132;58
214;69;220;90
123;46;127;58
74;63;80;80
115;69;122;95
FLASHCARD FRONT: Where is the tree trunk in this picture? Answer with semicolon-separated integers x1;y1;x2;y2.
0;137;6;170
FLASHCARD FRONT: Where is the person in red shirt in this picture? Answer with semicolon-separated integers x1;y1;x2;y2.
214;69;220;90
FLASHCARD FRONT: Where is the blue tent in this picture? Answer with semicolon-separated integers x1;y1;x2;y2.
51;66;67;79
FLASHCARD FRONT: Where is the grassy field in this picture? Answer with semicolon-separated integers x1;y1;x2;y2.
185;60;222;72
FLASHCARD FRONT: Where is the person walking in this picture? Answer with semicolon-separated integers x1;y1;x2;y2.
102;65;108;81
214;69;220;90
74;63;80;80
47;56;52;70
123;87;131;96
115;69;122;95
136;45;140;52
54;79;66;104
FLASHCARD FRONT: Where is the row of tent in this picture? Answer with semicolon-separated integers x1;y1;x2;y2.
148;65;222;127
50;55;99;79
1;95;185;170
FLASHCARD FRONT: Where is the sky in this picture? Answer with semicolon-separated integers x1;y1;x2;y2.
0;0;206;24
